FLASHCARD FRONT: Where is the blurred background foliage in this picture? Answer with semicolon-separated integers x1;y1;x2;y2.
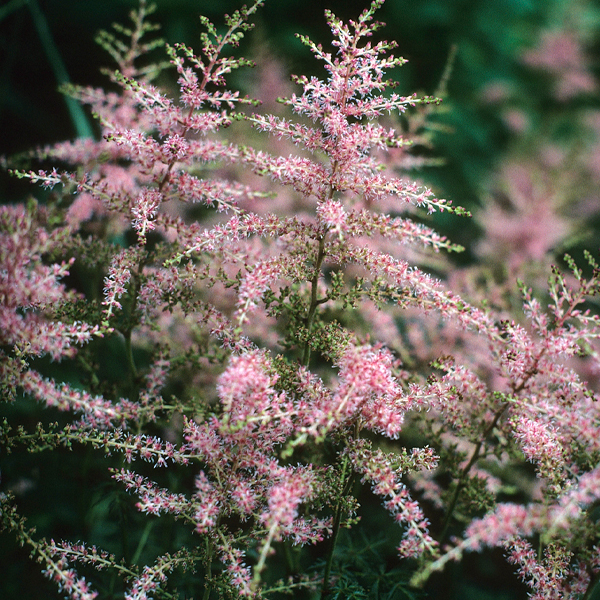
1;0;600;599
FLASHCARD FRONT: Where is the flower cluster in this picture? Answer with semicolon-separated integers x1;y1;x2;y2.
2;1;600;599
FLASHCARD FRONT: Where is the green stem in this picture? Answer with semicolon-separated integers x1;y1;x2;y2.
123;328;137;379
202;537;214;600
302;234;327;366
320;454;354;598
282;540;296;576
438;404;509;543
131;520;153;565
122;259;145;401
440;346;547;541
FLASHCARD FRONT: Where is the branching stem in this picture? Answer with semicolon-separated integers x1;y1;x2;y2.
302;233;328;366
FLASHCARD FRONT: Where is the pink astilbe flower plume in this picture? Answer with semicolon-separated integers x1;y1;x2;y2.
3;0;488;594
5;0;600;598
0;203;102;361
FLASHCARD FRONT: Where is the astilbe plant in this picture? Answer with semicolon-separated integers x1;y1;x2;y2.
2;1;600;599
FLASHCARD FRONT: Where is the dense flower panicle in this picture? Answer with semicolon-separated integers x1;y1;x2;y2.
241;1;461;219
319;343;434;438
218;544;254;597
235;259;285;323
132;188;163;241
10;1;260;247
260;469;315;534
42;558;99;600
111;348;335;587
139;354;171;408
5;0;600;598
0;204;102;360
124;558;178;600
504;538;579;600
430;359;496;434
316;199;348;237
102;248;138;320
19;368;130;427
114;470;190;517
346;439;439;558
215;350;282;421
512;417;565;480
412;261;600;579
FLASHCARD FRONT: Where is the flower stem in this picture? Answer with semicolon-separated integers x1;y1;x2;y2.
320;453;354;598
439;403;508;543
302;234;327;366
